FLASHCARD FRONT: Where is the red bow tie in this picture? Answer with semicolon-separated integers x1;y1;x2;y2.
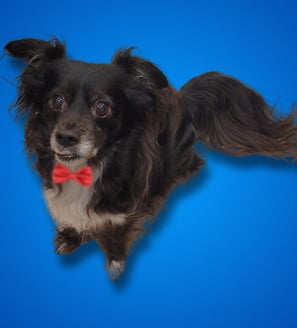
52;163;93;187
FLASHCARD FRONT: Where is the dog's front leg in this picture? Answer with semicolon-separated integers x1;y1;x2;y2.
55;226;91;254
94;220;142;280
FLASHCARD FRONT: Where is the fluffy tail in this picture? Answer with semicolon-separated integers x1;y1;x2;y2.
180;72;297;159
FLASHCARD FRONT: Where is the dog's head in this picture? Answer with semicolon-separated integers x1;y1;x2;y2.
5;38;169;173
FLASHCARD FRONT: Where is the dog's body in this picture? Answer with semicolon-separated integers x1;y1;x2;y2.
5;38;297;280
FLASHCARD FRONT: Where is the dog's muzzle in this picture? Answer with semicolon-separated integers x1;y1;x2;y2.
50;126;97;164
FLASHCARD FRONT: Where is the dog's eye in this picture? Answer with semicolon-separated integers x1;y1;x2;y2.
50;95;65;110
94;101;111;118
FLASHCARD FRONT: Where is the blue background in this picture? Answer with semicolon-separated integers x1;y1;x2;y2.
1;0;296;327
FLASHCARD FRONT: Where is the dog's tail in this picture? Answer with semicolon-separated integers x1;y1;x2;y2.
180;72;297;159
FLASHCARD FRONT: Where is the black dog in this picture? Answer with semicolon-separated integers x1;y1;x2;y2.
5;38;297;280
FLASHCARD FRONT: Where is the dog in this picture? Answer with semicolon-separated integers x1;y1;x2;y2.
5;38;297;280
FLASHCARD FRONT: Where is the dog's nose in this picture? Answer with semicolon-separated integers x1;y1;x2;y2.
55;130;79;147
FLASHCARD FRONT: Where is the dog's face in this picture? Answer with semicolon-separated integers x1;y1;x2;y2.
45;60;127;167
6;39;169;170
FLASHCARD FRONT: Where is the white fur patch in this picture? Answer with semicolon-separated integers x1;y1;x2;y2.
44;165;126;232
107;260;125;280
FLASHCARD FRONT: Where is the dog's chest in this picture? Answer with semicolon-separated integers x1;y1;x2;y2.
44;180;125;232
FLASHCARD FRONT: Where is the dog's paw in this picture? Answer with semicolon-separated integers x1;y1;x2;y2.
106;260;125;281
55;227;82;254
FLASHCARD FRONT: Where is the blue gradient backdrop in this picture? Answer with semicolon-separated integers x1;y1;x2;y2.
1;0;296;327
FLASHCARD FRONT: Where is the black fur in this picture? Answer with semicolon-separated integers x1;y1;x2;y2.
55;227;83;254
5;38;297;280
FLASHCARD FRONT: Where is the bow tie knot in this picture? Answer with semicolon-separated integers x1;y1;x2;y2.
52;163;93;187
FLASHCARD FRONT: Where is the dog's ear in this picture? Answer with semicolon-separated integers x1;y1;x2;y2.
111;48;168;89
5;38;65;66
5;38;66;117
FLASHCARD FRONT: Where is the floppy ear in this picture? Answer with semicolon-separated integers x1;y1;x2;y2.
5;38;65;64
111;48;168;89
5;38;66;116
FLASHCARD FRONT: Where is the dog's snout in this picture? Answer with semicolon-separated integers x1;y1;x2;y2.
56;130;79;147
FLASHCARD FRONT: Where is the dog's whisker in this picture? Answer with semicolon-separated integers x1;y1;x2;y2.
0;75;18;88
